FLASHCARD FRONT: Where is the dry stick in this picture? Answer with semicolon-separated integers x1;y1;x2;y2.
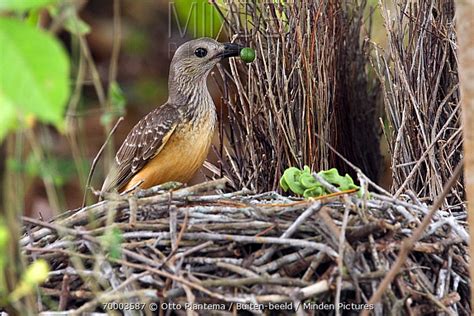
362;161;463;316
253;201;322;265
81;116;123;208
165;209;189;266
335;204;350;316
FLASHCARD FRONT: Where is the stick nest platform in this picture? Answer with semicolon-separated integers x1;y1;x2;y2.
20;179;470;315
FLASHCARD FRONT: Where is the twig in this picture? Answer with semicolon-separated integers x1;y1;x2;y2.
254;201;322;265
82;116;124;207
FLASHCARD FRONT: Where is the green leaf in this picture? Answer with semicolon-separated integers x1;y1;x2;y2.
318;168;346;185
300;173;318;188
0;18;70;141
108;81;126;112
318;168;359;191
0;0;58;12
100;111;114;126
280;167;306;195
303;186;324;198
0;92;17;141
279;174;289;191
26;8;41;26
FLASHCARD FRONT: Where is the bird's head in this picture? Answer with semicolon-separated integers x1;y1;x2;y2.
169;37;243;82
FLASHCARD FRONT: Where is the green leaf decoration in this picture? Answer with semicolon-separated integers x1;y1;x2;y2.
303;186;324;199
0;0;58;12
280;167;306;195
0;18;70;141
318;168;358;190
300;172;318;188
280;165;361;198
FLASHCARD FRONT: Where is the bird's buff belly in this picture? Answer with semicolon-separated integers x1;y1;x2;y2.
122;123;214;191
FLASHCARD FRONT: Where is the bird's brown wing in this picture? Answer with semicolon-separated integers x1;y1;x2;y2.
101;103;180;193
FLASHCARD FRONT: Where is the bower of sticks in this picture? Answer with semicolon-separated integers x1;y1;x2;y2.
20;175;469;315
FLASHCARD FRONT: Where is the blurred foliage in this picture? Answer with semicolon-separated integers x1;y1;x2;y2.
280;166;359;198
0;7;70;141
8;260;50;302
0;0;58;12
7;154;80;187
0;0;71;313
100;227;123;260
131;78;167;105
123;27;149;54
174;0;223;38
101;81;127;126
0;222;8;298
0;221;49;306
46;1;91;35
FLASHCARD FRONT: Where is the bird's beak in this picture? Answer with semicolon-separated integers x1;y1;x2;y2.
217;43;243;59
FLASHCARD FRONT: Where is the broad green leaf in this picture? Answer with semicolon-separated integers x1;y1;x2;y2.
26;8;41;26
318;168;359;191
303;186;324;198
0;18;70;141
300;173;318;188
0;0;58;12
0;92;17;141
279;174;289;191
318;168;347;185
280;167;306;195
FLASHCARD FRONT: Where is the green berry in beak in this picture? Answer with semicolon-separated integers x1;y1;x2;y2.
240;47;255;63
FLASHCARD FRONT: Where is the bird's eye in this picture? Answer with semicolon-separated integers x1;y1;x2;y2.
194;48;207;58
